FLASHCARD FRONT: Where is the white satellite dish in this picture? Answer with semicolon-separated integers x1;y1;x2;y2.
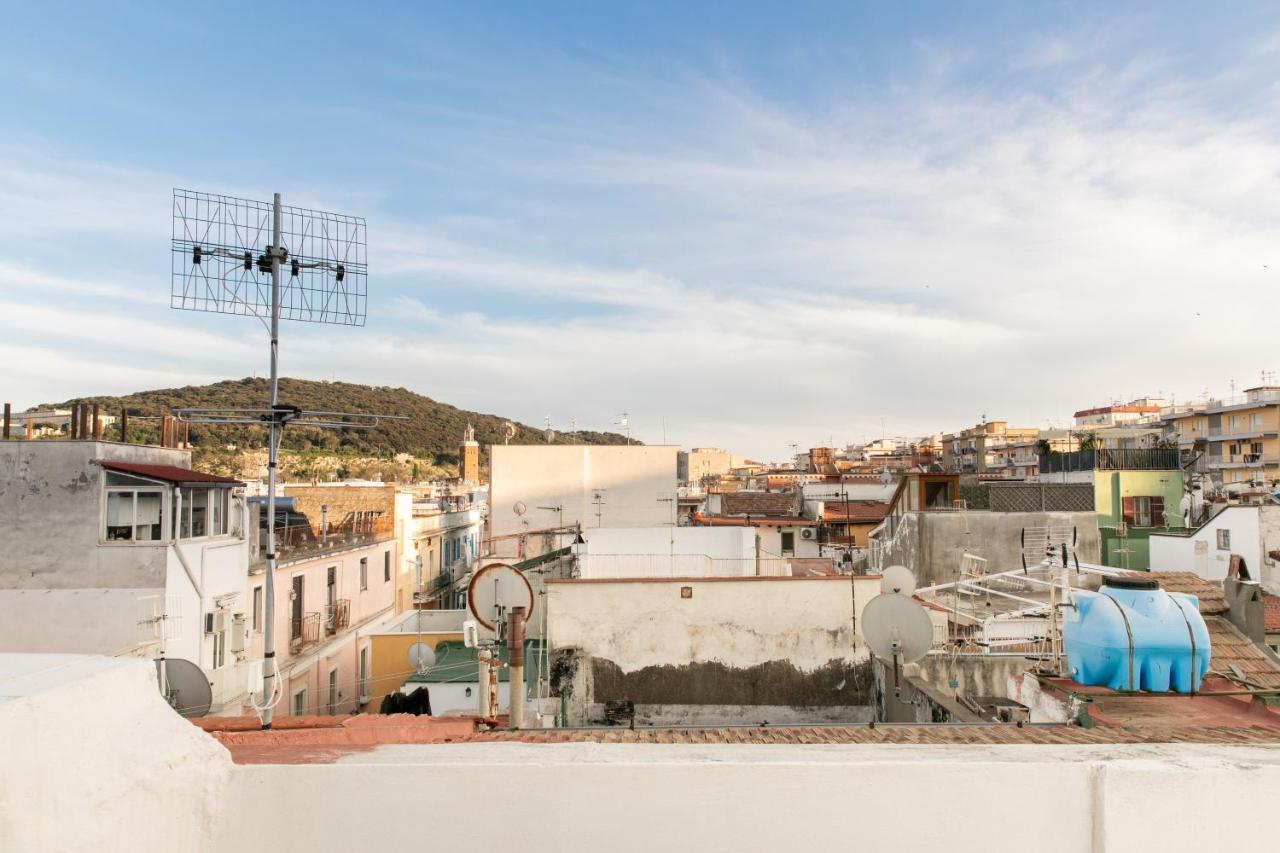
880;565;916;596
407;642;436;671
862;593;933;665
467;562;535;631
513;501;527;517
155;658;212;718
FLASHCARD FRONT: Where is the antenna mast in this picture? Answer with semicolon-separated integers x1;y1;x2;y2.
171;189;399;730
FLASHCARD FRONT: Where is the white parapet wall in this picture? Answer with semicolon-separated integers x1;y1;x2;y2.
575;526;759;578
0;654;233;852
4;653;1280;853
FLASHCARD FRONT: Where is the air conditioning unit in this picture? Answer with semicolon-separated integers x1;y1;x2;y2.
204;610;231;635
229;614;247;653
800;528;817;540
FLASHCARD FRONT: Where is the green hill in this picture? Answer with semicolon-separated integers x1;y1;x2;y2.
43;377;632;465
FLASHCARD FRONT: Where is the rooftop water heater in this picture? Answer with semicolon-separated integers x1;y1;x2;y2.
1063;576;1211;693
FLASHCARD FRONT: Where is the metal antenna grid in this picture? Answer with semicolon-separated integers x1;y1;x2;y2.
171;188;396;730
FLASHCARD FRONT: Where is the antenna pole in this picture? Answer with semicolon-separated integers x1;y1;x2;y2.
261;192;283;730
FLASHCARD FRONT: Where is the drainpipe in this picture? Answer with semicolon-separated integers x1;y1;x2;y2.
477;650;493;718
508;606;526;729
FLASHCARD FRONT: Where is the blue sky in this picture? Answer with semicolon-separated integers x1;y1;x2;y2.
3;2;1280;459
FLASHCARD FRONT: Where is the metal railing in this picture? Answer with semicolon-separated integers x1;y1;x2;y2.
1037;448;1180;473
290;612;322;652
324;599;350;635
259;516;395;565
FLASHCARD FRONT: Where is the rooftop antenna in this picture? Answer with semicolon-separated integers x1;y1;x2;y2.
171;188;403;730
615;413;630;444
592;489;607;527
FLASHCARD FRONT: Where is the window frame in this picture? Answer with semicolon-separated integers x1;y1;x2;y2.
292;688;307;717
384;550;391;583
173;485;232;541
103;485;167;543
360;557;368;591
1217;529;1232;551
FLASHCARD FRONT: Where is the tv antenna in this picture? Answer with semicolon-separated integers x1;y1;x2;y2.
591;489;607;527
171;188;403;730
615;413;631;444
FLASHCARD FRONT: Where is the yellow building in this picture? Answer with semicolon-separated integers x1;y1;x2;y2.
366;610;466;711
1164;386;1280;488
941;420;1039;474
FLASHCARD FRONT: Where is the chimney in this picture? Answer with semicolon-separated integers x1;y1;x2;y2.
120;408;128;443
508;606;527;729
92;403;102;440
69;405;79;439
2;403;9;440
79;404;90;439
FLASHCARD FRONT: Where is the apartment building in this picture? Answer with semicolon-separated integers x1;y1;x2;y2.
245;487;401;717
1164;386;1280;489
941;420;1039;474
0;439;251;711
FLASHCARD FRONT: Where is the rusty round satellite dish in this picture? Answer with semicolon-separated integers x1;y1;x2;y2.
467;562;534;631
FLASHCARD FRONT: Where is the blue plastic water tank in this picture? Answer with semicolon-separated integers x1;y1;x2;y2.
1063;576;1211;693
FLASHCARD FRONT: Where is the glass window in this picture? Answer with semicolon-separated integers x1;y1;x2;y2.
1218;529;1231;550
105;489;165;542
190;489;209;537
292;689;307;716
105;491;135;541
210;490;223;536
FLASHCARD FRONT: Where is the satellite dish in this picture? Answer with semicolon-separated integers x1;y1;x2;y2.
880;565;916;595
407;642;436;671
501;421;517;443
861;594;933;665
467;562;534;631
544;428;556;443
155;658;212;718
513;501;527;517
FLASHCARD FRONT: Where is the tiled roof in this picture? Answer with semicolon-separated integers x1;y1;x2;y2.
821;500;890;522
198;715;1280;763
721;492;797;516
1205;617;1280;689
1140;572;1228;615
97;460;242;485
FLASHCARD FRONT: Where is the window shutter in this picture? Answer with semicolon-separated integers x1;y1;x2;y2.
1150;497;1165;527
1121;497;1136;525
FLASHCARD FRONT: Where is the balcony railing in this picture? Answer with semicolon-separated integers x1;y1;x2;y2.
290;612;322;652
1038;448;1181;474
324;599;351;636
258;516;395;566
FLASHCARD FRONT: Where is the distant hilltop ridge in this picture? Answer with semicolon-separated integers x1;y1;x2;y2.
39;377;633;465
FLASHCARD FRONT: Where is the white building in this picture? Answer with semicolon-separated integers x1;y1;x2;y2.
574;526;782;577
1149;505;1280;592
488;444;679;558
0;440;250;711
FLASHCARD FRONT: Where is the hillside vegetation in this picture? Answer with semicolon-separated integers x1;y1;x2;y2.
40;377;631;477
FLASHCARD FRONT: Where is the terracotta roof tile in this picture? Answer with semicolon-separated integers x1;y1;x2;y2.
821;500;890;522
721;492;797;516
1141;571;1229;615
1265;595;1280;633
1205;617;1280;689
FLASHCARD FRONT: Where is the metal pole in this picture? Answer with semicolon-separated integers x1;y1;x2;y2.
477;649;493;717
261;192;283;730
508;606;526;729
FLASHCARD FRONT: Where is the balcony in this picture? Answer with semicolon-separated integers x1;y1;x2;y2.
1206;453;1269;469
324;599;351;636
257;516;395;567
290;612;322;653
1038;448;1181;474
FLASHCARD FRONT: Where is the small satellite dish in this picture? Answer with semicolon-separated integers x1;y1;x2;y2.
544;428;557;443
513;501;527;517
880;565;916;595
501;421;517;443
861;594;933;665
155;658;212;718
467;562;535;631
407;642;436;671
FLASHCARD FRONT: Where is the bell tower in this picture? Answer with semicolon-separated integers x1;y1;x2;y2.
460;422;480;484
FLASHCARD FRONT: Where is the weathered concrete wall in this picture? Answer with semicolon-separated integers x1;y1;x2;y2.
591;702;875;726
547;576;880;719
1263;506;1280;595
0;441;188;588
885;511;1101;587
